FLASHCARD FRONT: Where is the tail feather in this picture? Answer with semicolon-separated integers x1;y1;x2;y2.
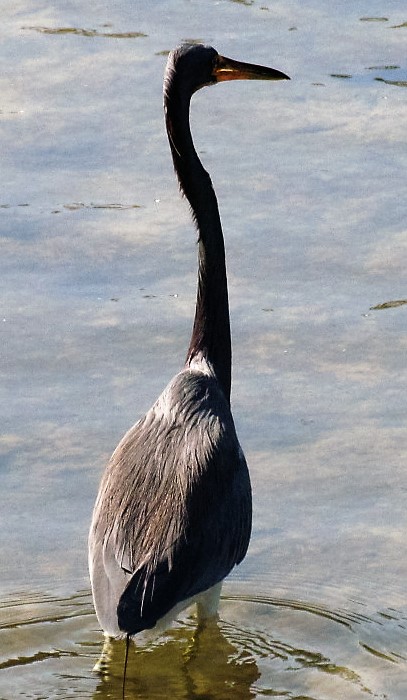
117;560;185;634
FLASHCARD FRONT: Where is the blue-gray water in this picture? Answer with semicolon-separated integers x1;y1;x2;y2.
1;1;406;698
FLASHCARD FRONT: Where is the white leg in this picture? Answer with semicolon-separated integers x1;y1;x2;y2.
196;581;222;622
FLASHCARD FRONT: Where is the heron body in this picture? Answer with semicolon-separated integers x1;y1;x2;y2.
89;44;289;638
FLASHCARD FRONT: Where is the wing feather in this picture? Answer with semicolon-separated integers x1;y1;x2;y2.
89;369;251;635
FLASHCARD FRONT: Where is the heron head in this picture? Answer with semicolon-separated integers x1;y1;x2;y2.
165;44;289;98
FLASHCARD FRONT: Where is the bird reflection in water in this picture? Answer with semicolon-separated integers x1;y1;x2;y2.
92;618;260;699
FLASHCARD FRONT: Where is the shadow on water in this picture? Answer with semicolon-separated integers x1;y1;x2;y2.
1;589;406;699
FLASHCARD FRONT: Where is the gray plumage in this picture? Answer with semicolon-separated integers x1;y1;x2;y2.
89;356;250;636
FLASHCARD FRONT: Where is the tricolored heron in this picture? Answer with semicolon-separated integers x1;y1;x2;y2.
89;44;289;639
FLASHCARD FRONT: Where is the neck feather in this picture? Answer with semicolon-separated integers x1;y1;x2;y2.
164;84;231;401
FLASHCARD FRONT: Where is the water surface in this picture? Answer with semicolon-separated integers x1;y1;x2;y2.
1;0;406;697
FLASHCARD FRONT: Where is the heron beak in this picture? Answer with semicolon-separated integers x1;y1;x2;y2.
213;54;290;83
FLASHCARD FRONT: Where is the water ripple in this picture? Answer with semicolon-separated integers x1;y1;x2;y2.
0;589;405;699
22;26;148;39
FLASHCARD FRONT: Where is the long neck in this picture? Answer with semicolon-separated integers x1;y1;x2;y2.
165;86;231;402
